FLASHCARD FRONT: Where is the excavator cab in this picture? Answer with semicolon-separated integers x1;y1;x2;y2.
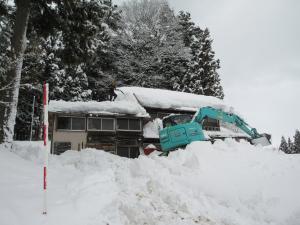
160;114;206;152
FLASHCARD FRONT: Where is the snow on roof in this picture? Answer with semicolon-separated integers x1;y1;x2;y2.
116;86;233;112
49;100;149;117
49;87;235;118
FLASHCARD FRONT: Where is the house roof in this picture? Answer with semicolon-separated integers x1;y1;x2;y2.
116;86;233;113
49;86;235;117
48;100;149;117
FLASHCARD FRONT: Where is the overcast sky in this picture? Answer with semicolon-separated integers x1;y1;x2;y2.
114;0;300;145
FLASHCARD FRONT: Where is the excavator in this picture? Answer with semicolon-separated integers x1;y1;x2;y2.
159;106;271;155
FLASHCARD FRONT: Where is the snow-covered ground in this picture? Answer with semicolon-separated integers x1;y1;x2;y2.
1;141;300;225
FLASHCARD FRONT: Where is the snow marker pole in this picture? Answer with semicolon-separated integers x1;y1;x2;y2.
42;83;48;215
30;95;35;141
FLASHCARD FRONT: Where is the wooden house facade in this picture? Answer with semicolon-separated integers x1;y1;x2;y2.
49;113;144;158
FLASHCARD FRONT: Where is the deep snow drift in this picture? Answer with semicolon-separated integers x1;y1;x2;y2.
1;141;300;225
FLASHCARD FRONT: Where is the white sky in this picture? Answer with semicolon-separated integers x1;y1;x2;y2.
113;0;300;145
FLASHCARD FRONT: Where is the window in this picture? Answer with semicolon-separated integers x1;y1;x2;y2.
72;118;85;130
117;118;141;131
57;117;85;131
87;118;115;131
117;119;128;130
102;118;114;131
129;119;140;130
57;117;71;130
88;118;101;130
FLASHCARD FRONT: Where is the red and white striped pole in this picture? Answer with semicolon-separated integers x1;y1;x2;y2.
42;82;49;215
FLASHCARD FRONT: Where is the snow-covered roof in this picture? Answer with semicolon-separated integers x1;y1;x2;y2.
48;100;149;117
116;86;232;112
49;86;234;118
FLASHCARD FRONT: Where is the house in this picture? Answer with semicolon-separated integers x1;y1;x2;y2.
48;99;149;157
49;87;250;157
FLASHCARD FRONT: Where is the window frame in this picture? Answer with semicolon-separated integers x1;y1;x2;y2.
71;117;86;131
56;116;86;131
56;116;71;130
87;117;115;132
87;117;102;131
116;118;142;132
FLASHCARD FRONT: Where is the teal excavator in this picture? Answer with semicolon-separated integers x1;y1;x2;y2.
159;106;271;155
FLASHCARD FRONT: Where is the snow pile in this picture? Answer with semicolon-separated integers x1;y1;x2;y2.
11;141;45;163
116;86;232;112
1;141;300;225
49;100;149;117
143;118;163;138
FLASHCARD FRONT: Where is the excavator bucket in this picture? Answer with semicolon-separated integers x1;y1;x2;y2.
251;134;271;146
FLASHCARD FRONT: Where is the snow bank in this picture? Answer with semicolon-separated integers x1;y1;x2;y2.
1;141;300;225
116;86;232;112
11;141;45;163
49;100;149;117
143;118;162;138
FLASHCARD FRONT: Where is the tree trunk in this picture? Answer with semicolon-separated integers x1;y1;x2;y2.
0;0;31;147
